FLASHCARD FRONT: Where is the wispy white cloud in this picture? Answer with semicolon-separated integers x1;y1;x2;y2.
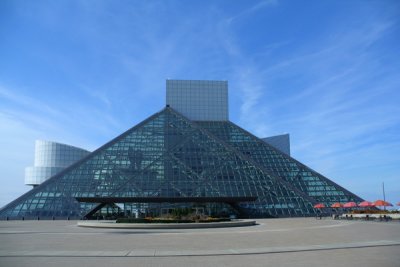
0;84;118;149
226;0;278;24
0;85;63;118
233;17;397;133
0;113;39;208
217;6;399;201
79;83;112;109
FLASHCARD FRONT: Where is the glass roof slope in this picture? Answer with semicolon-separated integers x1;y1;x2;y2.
0;107;318;219
196;121;364;207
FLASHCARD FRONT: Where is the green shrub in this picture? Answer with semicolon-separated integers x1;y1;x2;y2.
116;217;231;224
198;218;230;223
116;218;148;223
116;218;192;223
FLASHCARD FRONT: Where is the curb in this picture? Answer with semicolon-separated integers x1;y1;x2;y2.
77;219;256;229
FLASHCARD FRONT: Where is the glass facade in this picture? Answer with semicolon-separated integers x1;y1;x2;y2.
262;134;290;156
0;107;363;219
166;80;228;121
196;121;362;207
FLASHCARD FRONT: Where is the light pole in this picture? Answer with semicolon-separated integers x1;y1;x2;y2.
382;182;386;211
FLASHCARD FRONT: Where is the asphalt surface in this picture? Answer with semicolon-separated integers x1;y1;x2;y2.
1;218;399;267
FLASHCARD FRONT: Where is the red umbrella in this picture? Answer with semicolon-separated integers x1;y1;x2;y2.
373;200;393;207
331;203;343;208
314;203;325;208
358;201;374;207
343;202;357;208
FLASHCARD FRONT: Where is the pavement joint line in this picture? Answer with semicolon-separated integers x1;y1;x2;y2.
1;240;399;258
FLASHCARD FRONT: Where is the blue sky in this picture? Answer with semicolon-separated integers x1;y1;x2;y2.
0;0;399;208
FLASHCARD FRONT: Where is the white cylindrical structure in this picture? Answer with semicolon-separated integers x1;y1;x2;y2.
25;140;90;186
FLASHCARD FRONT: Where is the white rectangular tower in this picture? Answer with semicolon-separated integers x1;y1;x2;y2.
166;79;228;121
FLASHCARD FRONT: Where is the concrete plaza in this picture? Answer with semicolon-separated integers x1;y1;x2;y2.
0;218;399;267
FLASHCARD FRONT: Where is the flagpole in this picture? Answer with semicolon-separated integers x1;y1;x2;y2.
382;182;386;211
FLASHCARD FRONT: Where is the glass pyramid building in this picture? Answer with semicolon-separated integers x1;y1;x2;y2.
0;81;363;219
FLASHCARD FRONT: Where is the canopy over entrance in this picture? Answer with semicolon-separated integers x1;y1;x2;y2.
76;196;257;204
76;196;257;218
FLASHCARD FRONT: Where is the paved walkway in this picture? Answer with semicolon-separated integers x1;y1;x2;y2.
1;218;399;267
